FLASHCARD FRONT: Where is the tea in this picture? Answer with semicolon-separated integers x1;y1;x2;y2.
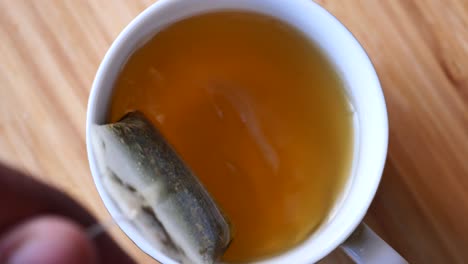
110;11;353;262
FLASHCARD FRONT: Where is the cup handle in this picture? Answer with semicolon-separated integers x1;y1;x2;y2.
340;223;408;264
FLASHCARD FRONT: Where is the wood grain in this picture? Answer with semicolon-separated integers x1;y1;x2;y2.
0;1;466;263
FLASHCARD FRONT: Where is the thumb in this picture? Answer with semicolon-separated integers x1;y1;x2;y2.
0;216;98;264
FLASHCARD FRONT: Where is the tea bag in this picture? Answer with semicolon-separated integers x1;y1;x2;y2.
91;111;231;264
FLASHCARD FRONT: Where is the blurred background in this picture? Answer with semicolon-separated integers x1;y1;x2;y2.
0;1;467;263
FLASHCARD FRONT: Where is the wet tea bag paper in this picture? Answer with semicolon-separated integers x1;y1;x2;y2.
91;111;231;264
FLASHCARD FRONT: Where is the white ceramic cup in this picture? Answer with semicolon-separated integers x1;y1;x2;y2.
86;0;407;263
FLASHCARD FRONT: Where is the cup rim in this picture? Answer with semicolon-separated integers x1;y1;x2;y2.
86;1;388;263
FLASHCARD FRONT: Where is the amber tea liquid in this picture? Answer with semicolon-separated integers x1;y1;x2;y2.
110;11;354;263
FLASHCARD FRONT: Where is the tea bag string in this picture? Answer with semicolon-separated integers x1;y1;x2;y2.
85;207;140;240
85;182;157;240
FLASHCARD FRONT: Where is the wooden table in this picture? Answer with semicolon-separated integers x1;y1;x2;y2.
0;1;467;263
